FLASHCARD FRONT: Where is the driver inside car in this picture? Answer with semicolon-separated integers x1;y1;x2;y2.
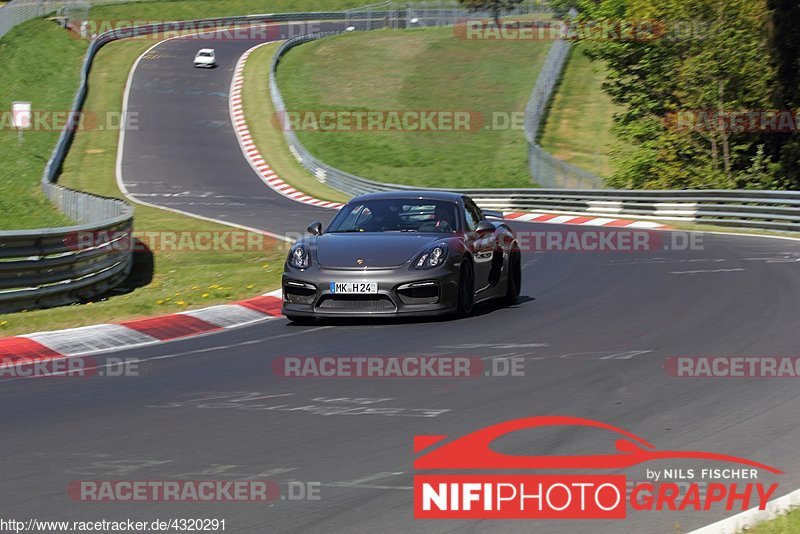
433;204;456;233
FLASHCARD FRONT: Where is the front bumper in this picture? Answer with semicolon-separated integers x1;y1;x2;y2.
281;264;459;318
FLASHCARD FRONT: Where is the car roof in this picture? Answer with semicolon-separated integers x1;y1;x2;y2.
349;190;464;204
197;48;215;54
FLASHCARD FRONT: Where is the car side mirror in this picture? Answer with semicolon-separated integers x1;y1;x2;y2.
307;221;323;236
476;221;495;234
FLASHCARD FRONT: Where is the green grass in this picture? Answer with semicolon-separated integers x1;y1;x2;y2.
276;27;551;189
0;1;411;231
743;508;800;533
0;19;86;230
90;0;417;21
243;43;350;204
539;43;623;178
0;38;287;336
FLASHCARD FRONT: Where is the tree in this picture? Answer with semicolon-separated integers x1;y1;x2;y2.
766;0;800;189
577;0;778;189
458;0;525;25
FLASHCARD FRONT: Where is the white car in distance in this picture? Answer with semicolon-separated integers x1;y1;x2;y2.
194;48;216;68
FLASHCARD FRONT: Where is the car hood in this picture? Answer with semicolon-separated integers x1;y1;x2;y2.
314;233;444;269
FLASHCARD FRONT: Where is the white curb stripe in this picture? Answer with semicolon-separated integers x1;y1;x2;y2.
182;304;271;328
23;324;160;356
542;215;579;225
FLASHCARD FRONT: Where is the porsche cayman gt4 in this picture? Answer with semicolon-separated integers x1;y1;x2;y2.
281;191;522;322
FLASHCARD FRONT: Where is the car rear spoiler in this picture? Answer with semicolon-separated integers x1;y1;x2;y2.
482;209;505;220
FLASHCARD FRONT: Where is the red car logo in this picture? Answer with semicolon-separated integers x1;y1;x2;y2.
414;416;782;474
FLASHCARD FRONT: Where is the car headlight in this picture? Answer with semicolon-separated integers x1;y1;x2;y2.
414;244;448;270
288;244;311;269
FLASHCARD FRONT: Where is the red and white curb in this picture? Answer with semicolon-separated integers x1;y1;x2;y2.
0;291;284;366
230;44;344;210
504;212;667;229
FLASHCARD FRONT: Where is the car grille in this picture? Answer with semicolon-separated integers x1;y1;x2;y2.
316;295;396;311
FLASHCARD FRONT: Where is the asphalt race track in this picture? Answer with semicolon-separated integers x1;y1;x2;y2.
3;23;800;534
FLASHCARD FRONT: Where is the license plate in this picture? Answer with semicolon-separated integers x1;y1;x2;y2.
330;282;377;294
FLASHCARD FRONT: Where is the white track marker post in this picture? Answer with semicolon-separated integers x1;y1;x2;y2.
12;101;31;144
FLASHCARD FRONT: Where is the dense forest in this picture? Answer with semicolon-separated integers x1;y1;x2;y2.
545;0;799;189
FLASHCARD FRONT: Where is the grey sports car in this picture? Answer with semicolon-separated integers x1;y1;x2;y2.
281;191;522;323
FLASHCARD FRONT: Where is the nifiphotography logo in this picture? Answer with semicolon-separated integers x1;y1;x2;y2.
413;416;781;520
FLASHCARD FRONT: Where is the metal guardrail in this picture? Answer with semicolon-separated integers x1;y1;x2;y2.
0;186;133;313
455;189;800;232
271;32;800;232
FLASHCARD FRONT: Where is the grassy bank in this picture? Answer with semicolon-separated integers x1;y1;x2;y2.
0;38;286;336
745;508;800;533
276;27;550;189
242;43;349;204
0;19;86;229
539;44;623;178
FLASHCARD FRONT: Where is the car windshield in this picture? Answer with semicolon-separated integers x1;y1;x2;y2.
198;52;213;57
327;199;460;233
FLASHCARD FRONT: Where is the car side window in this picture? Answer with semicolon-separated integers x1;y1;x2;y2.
463;200;482;232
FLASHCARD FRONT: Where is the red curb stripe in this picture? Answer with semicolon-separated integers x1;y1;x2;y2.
560;216;595;225
529;213;561;222
120;314;221;341
604;219;636;227
237;296;283;316
0;337;62;364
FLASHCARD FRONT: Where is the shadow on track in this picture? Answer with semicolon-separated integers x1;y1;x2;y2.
285;295;535;327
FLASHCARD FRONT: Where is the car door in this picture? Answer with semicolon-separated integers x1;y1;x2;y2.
462;198;495;292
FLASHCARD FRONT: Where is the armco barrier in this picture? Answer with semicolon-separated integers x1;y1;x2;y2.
0;184;133;313
271;33;800;232
455;189;800;232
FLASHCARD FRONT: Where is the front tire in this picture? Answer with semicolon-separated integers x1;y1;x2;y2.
504;246;521;305
456;259;475;317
